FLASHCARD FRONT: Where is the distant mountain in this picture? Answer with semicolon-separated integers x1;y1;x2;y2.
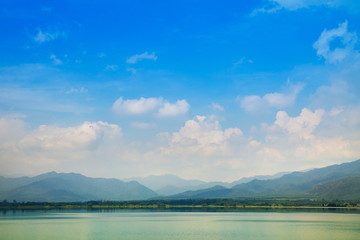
125;174;206;191
168;159;360;200
231;171;290;185
167;185;232;199
156;185;207;196
125;172;289;196
0;172;158;202
124;174;228;195
2;160;358;202
0;176;33;193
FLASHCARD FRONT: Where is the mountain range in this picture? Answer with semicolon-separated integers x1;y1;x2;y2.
0;172;157;202
167;159;360;200
125;171;289;195
0;159;359;202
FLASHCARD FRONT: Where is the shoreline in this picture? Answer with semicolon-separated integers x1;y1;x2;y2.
1;204;360;211
2;198;359;211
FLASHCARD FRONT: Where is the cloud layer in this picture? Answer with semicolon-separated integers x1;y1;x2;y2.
239;84;303;113
112;97;190;117
20;121;121;151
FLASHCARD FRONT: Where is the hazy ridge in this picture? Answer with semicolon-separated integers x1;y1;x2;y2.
0;159;359;202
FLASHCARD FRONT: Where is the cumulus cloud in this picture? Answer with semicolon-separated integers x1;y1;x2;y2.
261;107;359;165
146;107;359;180
154;116;243;156
313;21;358;63
239;83;303;113
142;104;360;180
19;121;122;151
112;97;163;115
0;119;126;176
126;52;157;64
274;108;324;139
112;97;189;117
2;106;359;181
34;29;65;43
157;100;190;117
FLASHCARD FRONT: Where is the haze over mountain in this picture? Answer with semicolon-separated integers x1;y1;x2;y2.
124;172;289;195
0;172;157;202
1;159;359;202
166;159;360;200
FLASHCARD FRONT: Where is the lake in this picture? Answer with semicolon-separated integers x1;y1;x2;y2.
1;209;360;240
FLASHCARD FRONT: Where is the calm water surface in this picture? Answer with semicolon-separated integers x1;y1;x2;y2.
1;209;360;240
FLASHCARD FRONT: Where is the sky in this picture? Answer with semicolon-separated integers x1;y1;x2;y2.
0;0;360;181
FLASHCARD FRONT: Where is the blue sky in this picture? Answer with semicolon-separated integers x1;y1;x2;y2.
1;0;360;181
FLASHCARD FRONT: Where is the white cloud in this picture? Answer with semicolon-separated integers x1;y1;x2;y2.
112;97;189;117
154;115;243;156
126;52;157;64
19;121;122;151
112;97;163;115
313;21;358;64
260;107;359;165
0;120;125;176
157;100;190;117
34;29;65;43
275;108;324;139
240;95;262;113
239;83;303;113
210;102;224;111
50;54;63;65
2;105;359;181
145;107;357;180
105;65;119;71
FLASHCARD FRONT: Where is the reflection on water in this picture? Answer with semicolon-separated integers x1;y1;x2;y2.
1;209;360;240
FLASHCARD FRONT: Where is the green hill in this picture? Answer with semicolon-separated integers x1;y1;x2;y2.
309;175;360;200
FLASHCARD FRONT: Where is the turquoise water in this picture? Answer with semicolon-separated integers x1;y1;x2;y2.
1;209;360;240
